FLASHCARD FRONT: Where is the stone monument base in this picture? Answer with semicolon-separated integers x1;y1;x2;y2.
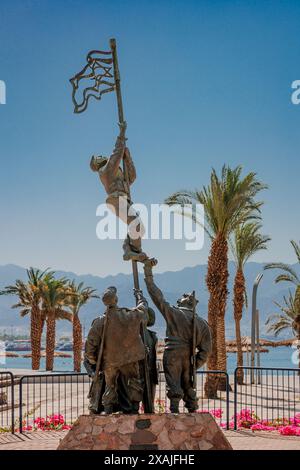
57;413;232;450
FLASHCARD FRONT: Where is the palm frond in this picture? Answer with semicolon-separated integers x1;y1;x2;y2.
290;240;300;264
264;240;300;291
264;262;299;285
230;222;270;269
265;291;298;338
166;165;267;240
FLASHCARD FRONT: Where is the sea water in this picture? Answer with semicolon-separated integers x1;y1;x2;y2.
1;347;298;373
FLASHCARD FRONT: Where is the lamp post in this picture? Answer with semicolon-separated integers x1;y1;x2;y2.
255;308;262;384
251;273;263;383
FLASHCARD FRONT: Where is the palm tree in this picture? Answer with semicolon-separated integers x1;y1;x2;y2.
230;223;270;384
0;268;53;370
264;240;300;294
264;241;300;372
166;165;266;396
65;281;98;372
40;278;72;371
266;291;300;370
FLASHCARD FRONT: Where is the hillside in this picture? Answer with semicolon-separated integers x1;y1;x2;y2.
0;262;299;339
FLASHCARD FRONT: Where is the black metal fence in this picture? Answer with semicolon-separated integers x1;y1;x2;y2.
157;370;229;429
196;370;229;429
1;367;300;434
16;370;229;432
233;366;300;430
0;372;15;433
18;373;91;433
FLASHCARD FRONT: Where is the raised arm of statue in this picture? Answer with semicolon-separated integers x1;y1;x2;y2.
104;122;127;178
143;259;173;323
123;147;136;185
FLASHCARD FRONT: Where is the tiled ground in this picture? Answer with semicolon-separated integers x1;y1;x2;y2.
225;430;300;450
0;431;67;450
0;430;299;450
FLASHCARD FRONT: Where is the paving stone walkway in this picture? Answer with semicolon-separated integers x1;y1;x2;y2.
0;431;67;450
0;430;299;450
225;430;300;450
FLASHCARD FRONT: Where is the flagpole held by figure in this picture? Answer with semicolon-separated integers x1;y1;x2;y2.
109;38;140;292
109;38;153;412
69;38;153;412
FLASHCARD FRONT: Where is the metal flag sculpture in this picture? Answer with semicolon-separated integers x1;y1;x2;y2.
70;48;115;114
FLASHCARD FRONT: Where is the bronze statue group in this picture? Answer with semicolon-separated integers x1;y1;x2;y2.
84;123;212;415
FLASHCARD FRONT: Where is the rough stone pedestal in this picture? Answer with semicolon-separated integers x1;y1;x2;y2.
57;413;232;450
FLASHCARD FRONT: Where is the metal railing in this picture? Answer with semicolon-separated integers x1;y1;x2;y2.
18;373;91;433
197;370;230;430
233;366;300;430
157;370;230;429
1;366;300;434
0;371;15;433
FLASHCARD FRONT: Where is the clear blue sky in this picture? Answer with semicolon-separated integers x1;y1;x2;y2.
0;0;300;276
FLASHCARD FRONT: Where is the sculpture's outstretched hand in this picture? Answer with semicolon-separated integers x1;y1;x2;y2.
144;258;158;268
133;288;144;301
143;258;158;276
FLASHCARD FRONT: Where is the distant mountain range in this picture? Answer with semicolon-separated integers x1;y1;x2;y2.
0;262;299;339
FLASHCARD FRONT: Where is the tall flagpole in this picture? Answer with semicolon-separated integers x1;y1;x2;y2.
110;38;153;412
70;38;153;413
110;38;140;292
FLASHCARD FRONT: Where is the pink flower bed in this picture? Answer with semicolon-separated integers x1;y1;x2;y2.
19;414;72;432
18;408;300;436
155;401;300;436
198;408;223;419
205;408;300;436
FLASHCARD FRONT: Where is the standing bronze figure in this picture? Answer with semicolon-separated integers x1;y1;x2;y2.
143;259;212;413
84;287;148;414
